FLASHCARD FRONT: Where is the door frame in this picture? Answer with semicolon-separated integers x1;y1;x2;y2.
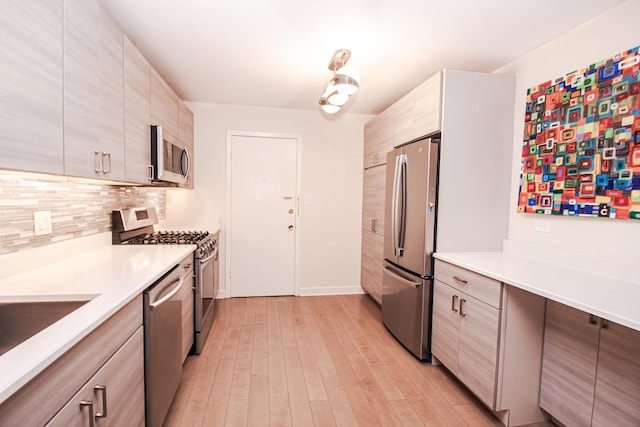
225;130;302;297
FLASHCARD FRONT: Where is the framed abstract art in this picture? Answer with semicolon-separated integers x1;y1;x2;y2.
518;45;640;220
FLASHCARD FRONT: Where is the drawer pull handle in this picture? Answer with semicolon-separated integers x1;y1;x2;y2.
459;298;466;317
452;275;468;284
601;319;609;329
80;400;95;427
451;295;458;312
94;385;107;418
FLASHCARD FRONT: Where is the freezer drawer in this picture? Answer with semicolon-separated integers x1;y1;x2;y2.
381;261;432;360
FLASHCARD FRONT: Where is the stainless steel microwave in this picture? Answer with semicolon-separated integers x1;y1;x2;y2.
150;125;190;185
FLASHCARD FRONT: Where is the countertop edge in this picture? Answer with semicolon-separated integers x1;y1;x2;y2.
434;251;640;331
0;244;195;405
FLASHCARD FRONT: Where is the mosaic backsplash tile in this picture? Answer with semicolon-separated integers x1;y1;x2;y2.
0;174;165;255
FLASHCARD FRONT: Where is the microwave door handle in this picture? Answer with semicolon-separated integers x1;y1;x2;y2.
180;147;191;179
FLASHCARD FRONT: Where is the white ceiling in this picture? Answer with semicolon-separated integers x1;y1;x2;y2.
98;0;625;115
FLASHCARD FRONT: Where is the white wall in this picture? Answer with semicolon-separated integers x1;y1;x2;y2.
161;103;373;297
495;0;640;262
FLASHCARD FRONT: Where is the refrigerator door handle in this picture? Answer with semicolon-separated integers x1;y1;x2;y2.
383;264;421;288
391;154;408;257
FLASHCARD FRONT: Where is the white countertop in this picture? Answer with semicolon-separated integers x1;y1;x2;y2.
0;243;195;404
434;250;640;332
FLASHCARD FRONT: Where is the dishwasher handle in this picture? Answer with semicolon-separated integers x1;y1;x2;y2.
149;276;184;311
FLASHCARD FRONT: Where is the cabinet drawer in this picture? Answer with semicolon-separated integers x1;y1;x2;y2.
434;260;502;308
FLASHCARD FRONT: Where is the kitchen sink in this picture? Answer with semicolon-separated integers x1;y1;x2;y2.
0;300;89;356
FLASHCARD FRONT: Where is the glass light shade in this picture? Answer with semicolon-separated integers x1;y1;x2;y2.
327;91;349;106
334;65;361;95
319;98;340;114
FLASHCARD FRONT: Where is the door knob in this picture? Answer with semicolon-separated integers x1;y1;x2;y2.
288;209;294;214
288;225;294;230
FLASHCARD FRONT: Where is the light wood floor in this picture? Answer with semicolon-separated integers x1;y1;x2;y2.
164;294;528;426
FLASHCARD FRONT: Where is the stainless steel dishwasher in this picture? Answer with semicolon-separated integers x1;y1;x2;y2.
143;255;191;427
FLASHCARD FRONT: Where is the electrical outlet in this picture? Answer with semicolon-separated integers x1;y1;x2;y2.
533;219;551;233
34;210;52;236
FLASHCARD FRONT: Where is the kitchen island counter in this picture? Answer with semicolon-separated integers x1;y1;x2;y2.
0;238;195;404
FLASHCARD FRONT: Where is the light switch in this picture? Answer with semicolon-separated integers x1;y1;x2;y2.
34;210;52;236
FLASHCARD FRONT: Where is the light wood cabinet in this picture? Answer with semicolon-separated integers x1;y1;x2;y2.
63;0;125;180
1;2;196;186
432;274;500;408
0;297;143;426
360;230;384;304
179;264;195;362
592;320;640;426
540;300;640;426
47;328;145;427
0;0;64;174
433;260;547;426
363;106;394;168
124;36;152;184
393;71;441;147
362;165;386;235
97;9;125;180
150;67;179;139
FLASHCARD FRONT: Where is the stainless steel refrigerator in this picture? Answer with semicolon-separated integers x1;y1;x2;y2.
382;136;439;360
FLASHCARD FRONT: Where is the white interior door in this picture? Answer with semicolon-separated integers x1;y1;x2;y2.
228;132;299;297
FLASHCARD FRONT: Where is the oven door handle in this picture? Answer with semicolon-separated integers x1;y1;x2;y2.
149;277;184;311
199;247;218;264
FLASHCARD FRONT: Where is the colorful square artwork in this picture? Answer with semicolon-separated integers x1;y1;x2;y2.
518;45;640;220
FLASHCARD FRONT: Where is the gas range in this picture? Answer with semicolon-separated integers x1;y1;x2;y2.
112;207;216;258
122;230;210;245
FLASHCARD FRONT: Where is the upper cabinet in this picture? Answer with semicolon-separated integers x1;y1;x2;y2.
123;36;152;185
63;0;125;181
150;67;179;139
0;1;194;187
363;106;394;169
0;0;64;174
393;72;441;146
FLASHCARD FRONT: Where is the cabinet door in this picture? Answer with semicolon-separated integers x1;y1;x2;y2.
363;115;380;168
362;164;386;235
0;0;64;175
412;71;441;138
47;328;145;427
63;0;100;178
124;36;151;184
539;300;599;427
431;280;460;374
180;273;195;362
377;106;395;156
150;67;179;140
360;230;383;304
592;321;640;426
97;8;125;180
457;294;500;409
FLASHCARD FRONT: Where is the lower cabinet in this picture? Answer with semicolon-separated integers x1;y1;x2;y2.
432;278;500;408
432;260;547;426
179;264;195;362
0;297;144;426
360;229;384;304
47;328;144;426
540;300;640;426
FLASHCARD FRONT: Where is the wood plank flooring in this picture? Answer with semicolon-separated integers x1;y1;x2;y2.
164;295;517;426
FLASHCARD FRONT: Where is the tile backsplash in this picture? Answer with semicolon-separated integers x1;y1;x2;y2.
0;174;165;255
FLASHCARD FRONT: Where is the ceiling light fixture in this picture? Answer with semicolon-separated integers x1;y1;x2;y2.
318;49;361;114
